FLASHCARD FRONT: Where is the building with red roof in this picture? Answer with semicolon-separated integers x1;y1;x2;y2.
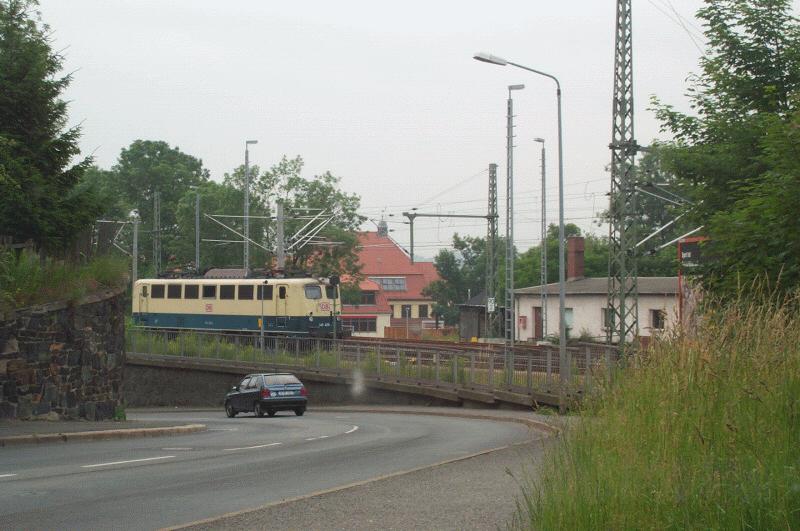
341;226;440;337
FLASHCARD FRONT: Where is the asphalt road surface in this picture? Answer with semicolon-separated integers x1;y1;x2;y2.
0;410;533;530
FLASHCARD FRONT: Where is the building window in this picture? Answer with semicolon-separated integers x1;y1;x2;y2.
238;285;254;300
184;284;199;299
219;285;235;300
257;285;273;300
167;284;182;299
602;307;615;329
418;304;428;318
360;291;376;305
202;285;216;299
651;309;666;330
565;308;574;333
368;276;406;291
151;284;165;299
345;317;377;332
401;305;412;318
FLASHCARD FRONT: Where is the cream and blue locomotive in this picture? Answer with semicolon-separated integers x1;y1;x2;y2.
132;277;343;337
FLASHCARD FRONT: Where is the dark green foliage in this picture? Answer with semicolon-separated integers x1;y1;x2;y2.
0;0;102;252
653;0;800;296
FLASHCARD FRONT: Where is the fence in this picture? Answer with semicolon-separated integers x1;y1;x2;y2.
127;328;619;401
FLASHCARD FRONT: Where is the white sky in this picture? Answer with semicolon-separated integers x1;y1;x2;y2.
40;0;717;259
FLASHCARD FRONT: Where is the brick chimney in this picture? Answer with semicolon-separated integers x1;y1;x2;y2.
567;236;585;281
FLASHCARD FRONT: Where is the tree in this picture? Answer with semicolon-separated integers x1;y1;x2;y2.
0;0;102;253
173;181;269;270
653;0;800;296
255;155;364;277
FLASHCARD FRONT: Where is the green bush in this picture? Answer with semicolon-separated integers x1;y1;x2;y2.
0;250;128;310
514;292;800;529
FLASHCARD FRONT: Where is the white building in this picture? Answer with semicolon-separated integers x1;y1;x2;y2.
514;237;678;342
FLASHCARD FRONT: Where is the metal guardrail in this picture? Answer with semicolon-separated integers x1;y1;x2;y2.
126;328;619;404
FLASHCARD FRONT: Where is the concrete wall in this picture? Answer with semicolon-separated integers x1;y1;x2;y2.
124;361;458;408
0;288;126;420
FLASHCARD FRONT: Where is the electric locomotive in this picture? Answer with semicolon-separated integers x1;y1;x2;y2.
131;276;345;338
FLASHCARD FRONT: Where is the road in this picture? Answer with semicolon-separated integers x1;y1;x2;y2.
0;410;534;530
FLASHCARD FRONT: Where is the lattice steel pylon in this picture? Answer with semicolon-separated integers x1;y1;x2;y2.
152;190;162;276
607;0;639;347
486;163;499;337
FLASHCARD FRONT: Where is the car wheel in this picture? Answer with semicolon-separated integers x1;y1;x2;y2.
254;402;265;417
267;409;276;417
294;408;305;416
225;402;237;418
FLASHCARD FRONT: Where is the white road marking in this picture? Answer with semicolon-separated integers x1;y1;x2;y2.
305;437;318;441
208;428;238;432
317;435;330;439
162;447;193;451
81;456;175;468
0;474;17;479
335;416;349;419
223;442;281;452
345;425;359;434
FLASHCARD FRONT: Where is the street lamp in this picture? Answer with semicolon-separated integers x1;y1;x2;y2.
244;139;258;274
534;137;547;341
474;51;568;411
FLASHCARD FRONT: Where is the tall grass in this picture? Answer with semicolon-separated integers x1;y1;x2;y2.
514;293;800;529
0;250;128;310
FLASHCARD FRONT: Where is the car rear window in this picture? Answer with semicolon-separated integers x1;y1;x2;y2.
264;375;301;385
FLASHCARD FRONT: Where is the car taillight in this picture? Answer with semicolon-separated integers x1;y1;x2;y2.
261;388;271;398
300;387;308;396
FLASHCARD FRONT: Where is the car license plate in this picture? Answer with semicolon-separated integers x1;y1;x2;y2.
278;391;294;396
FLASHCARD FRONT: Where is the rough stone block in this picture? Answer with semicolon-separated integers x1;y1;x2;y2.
0;401;16;419
16;395;32;419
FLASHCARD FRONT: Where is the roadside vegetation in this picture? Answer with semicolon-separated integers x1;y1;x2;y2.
514;291;800;529
0;249;128;311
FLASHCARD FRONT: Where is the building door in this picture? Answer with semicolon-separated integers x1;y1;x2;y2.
533;306;543;340
276;284;288;329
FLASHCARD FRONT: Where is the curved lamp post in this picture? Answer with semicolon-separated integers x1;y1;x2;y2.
473;52;568;411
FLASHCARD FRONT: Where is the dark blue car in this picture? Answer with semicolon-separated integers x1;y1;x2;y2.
225;373;308;418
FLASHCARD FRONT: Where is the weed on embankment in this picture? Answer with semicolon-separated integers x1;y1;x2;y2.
513;293;800;529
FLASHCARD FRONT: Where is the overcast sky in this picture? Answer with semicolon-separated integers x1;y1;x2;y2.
40;0;724;259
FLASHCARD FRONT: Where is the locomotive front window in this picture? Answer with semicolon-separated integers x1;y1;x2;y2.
258;285;274;300
167;284;182;299
151;285;165;299
325;286;338;299
184;285;199;299
238;285;254;300
202;285;217;299
304;285;322;299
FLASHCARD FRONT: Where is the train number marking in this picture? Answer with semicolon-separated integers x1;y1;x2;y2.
318;302;331;312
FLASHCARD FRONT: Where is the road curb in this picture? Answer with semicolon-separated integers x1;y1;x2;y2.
0;423;207;447
315;406;563;435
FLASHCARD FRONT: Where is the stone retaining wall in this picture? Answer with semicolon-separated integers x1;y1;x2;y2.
0;288;125;420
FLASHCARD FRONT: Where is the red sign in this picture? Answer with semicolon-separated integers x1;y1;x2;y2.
205;304;213;313
318;302;331;312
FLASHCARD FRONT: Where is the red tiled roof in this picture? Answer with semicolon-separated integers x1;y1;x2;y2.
355;232;439;301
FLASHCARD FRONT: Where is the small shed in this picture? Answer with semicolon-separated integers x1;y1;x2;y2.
458;291;504;341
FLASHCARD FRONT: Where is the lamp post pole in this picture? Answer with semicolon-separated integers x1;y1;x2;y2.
195;188;200;272
534;137;547;340
474;52;568;412
244;140;258;273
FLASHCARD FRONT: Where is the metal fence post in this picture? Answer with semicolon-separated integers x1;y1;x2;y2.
584;345;592;393
546;347;553;391
396;349;402;380
469;353;474;386
357;345;361;371
527;353;533;391
452;354;458;386
488;351;494;390
417;349;422;381
435;352;440;386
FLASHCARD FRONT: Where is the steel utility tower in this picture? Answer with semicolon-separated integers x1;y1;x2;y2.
607;0;639;346
153;190;162;275
486;163;499;337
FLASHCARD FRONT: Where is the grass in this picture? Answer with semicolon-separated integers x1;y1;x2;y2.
512;292;800;529
0;249;128;310
126;329;472;384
